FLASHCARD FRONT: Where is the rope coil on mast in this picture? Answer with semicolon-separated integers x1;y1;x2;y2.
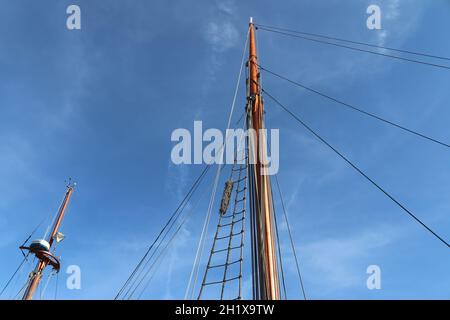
219;180;234;215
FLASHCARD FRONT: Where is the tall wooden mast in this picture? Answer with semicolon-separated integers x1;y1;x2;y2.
247;17;280;300
22;184;74;300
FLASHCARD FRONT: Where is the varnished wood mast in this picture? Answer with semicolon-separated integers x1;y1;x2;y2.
248;17;280;300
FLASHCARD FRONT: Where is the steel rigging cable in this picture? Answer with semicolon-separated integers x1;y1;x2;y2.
256;26;450;71
120;165;210;299
135;182;211;300
186;27;250;300
132;171;217;300
1;215;47;297
274;175;307;300
0;254;29;297
258;64;450;149
263;88;450;249
272;191;287;299
265;113;307;300
255;24;450;62
115;164;211;299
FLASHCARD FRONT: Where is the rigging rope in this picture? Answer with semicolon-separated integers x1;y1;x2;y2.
258;65;450;149
40;270;56;300
121;170;205;299
21;218;47;248
185;27;250;300
54;270;59;300
186;127;247;299
131;174;214;299
274;175;307;300
272;194;287;299
197;133;248;300
43;192;69;240
263;88;450;249
0;253;29;297
264;113;305;300
256;26;450;71
115;164;211;299
14;272;32;300
262;114;287;300
255;24;450;62
244;57;261;300
136;183;210;299
133;214;193;299
136;246;169;299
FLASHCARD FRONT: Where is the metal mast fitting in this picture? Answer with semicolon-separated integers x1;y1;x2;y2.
247;18;281;300
21;183;75;300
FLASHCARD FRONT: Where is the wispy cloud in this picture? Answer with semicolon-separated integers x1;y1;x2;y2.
165;162;190;202
216;0;236;16
275;1;428;92
375;0;401;46
205;20;239;53
375;0;428;47
297;224;398;292
202;0;240;86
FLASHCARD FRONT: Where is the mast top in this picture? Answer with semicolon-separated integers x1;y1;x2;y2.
249;17;253;24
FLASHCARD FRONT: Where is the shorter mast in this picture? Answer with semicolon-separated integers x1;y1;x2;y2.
21;183;75;300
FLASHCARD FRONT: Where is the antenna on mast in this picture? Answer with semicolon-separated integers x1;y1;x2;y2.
66;177;77;189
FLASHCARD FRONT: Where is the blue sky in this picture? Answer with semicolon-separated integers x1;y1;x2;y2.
0;0;450;300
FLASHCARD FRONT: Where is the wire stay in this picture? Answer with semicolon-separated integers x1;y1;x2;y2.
259;64;450;149
262;88;450;249
274;175;307;300
255;23;450;62
256;26;450;71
